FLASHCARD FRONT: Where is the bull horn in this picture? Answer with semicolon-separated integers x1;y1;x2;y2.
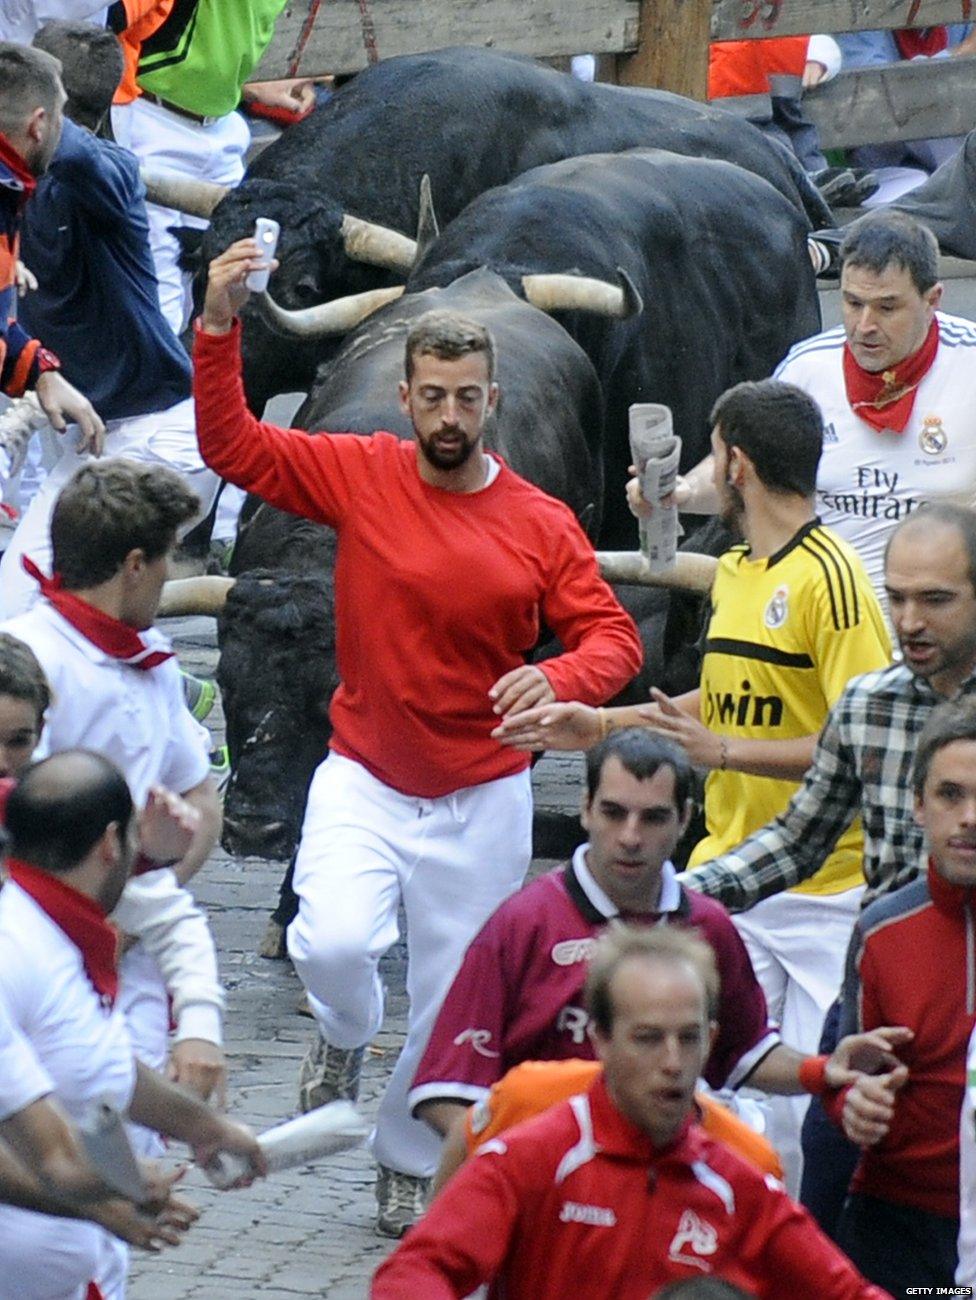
158;576;235;618
414;174;439;262
596;551;717;593
522;266;643;319
340;213;417;272
257;285;405;337
140;170;230;219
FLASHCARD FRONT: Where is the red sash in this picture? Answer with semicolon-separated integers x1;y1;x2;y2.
5;858;119;1007
842;317;939;433
22;557;174;671
894;27;948;59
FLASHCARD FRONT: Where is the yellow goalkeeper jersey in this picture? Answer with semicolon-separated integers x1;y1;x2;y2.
688;520;890;895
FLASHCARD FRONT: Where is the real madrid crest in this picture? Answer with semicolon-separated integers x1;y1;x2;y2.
919;414;948;456
764;585;789;629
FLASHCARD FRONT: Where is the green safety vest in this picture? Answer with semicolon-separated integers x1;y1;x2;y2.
137;0;288;119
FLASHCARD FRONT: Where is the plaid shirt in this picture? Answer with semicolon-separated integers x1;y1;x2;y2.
683;661;976;912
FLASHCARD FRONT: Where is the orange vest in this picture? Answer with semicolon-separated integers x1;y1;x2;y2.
112;0;175;104
465;1058;784;1180
708;36;809;99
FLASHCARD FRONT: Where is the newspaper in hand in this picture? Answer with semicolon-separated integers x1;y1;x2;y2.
629;403;682;574
202;1100;369;1189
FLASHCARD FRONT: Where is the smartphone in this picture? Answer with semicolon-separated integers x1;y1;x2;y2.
245;218;280;293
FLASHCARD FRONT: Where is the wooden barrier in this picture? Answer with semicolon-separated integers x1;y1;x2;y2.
254;0;973;150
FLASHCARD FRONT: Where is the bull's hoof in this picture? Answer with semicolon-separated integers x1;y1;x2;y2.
258;918;287;959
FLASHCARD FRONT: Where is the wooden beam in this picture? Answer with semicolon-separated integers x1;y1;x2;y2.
254;0;639;79
804;55;976;147
711;0;974;40
615;0;710;95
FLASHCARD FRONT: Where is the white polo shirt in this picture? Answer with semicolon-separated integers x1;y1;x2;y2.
0;880;135;1300
0;993;53;1123
0;601;210;805
776;312;976;597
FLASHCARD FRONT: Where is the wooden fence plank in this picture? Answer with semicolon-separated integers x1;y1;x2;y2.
711;0;973;41
617;0;711;97
803;54;976;146
254;0;639;79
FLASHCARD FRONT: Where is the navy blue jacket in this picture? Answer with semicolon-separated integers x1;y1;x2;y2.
19;120;190;422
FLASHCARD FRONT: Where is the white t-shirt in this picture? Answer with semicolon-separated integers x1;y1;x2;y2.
0;601;210;805
776;312;976;597
0;881;135;1300
959;1021;976;1284
0;991;52;1123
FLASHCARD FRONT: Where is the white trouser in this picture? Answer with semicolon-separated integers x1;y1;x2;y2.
118;944;169;1160
0;1206;122;1300
733;885;863;1197
0;398;220;618
288;752;532;1178
112;100;249;335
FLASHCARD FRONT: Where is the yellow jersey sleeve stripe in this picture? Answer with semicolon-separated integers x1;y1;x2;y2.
799;534;857;631
808;528;862;626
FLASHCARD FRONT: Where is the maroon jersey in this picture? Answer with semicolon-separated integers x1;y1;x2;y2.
410;852;779;1114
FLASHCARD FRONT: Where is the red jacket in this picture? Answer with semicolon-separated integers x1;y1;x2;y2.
708;37;809;98
374;1077;889;1299
830;861;975;1216
193;321;642;797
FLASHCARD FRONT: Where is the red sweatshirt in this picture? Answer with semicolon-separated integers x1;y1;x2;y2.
373;1076;890;1299
193;322;642;796
829;861;975;1216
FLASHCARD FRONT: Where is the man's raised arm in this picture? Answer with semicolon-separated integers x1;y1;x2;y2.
193;239;358;525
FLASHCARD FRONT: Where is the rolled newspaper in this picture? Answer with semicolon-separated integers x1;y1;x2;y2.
629;403;681;574
202;1100;369;1189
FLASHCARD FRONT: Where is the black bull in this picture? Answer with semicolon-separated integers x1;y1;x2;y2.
407;148;821;547
196;45;830;415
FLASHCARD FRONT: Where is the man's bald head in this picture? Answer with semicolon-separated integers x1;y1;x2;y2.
5;750;133;874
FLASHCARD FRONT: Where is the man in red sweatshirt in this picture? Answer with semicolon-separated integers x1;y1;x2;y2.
193;238;643;1235
372;925;889;1299
826;696;976;1289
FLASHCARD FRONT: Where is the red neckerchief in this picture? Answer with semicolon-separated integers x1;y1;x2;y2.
5;858;119;1007
22;557;174;671
894;27;948;58
0;132;36;208
843;317;939;433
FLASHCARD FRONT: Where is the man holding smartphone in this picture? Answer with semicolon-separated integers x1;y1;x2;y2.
193;237;643;1236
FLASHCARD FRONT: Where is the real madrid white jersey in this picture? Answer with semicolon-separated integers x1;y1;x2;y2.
775;312;976;597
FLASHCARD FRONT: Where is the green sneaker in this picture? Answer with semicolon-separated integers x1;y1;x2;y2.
182;672;217;722
209;744;231;788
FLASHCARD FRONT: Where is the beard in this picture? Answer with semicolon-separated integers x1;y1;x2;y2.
718;481;746;539
415;425;480;471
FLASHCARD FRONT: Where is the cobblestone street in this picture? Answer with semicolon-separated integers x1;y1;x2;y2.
128;615;583;1299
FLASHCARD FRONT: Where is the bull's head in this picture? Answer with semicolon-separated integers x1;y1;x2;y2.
143;174;423;414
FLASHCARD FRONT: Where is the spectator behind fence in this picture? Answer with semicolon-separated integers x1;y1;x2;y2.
837;23;975;206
